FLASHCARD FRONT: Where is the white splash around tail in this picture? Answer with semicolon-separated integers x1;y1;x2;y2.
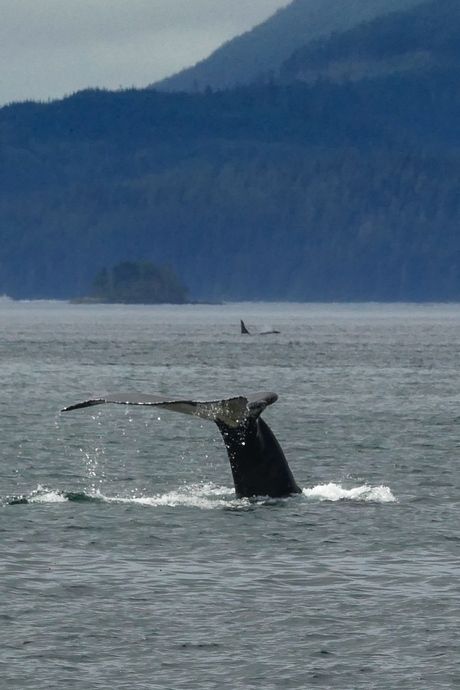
303;482;396;503
7;481;396;508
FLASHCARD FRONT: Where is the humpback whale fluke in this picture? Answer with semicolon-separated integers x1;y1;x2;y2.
240;319;251;334
62;391;301;499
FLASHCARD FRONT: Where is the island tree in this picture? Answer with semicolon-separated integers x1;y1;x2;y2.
91;261;189;304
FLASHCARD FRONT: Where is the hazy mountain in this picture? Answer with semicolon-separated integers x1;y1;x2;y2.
153;0;424;92
280;0;460;83
1;0;460;301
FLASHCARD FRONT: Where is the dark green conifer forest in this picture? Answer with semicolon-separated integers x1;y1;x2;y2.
90;261;189;304
0;0;460;301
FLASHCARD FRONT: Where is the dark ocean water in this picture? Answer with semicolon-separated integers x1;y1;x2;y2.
1;301;460;689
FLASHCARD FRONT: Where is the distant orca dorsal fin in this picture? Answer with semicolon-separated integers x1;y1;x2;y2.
62;391;301;499
240;319;251;334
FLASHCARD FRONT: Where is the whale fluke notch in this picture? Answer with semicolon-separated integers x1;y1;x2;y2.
62;391;301;499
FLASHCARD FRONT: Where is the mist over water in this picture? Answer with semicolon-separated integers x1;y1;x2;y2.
2;301;460;688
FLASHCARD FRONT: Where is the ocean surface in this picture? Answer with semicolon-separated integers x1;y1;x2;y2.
1;300;460;689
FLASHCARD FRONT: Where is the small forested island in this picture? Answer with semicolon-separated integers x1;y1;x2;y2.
86;261;189;304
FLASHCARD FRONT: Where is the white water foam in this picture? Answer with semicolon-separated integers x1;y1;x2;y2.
100;483;244;510
27;486;68;503
104;482;396;507
14;481;396;508
302;482;396;503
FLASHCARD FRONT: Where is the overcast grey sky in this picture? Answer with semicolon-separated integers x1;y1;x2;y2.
1;0;289;105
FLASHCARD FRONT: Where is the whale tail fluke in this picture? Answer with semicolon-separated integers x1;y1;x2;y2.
62;391;301;499
62;391;277;427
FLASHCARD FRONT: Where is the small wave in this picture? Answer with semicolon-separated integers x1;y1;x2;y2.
30;490;68;504
6;485;102;505
7;486;69;505
302;482;396;503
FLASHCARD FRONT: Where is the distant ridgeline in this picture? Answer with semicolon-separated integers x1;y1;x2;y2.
90;261;189;304
1;0;460;301
153;0;423;92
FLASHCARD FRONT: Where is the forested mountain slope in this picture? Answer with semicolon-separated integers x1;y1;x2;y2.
153;0;423;92
281;0;460;83
1;0;460;301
